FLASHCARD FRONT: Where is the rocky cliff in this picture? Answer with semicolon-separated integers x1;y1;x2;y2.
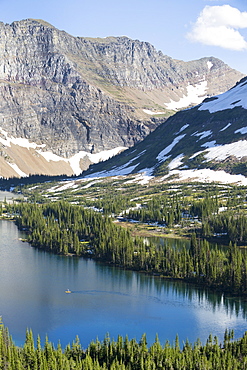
0;19;243;178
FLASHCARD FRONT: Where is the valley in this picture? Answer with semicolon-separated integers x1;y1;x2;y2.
0;14;247;369
1;178;247;369
1;218;247;369
3;176;247;295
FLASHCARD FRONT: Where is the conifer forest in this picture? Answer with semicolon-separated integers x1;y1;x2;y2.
2;178;247;369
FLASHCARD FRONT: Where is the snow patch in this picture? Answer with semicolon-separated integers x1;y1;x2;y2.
168;154;184;170
189;150;204;160
131;150;147;160
201;141;216;148
207;61;213;70
161;168;247;186
156;134;185;162
0;126;127;176
204;140;247;161
82;149;148;179
0;127;46;149
38;147;127;175
175;124;189;135
48;181;79;193
143;109;166;115
195;130;212;140
199;79;247;113
85;159;140;179
55;181;79;192
164;81;208;110
138;167;155;177
7;163;28;177
235;127;247;135
191;131;198;136
37;151;63;162
124;170;154;185
81;179;103;189
86;164;139;178
220;123;231;131
190;140;247;162
88;147;127;163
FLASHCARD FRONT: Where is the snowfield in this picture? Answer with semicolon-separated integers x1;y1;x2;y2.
204;140;247;161
161;168;247;186
0;126;127;176
81;167;247;187
199;79;247;113
164;81;208;110
38;147;127;176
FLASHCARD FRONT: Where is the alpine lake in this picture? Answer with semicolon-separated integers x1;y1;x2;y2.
0;191;247;349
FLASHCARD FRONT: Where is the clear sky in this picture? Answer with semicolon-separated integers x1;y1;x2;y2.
0;0;246;75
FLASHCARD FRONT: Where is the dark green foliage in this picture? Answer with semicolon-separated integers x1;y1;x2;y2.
4;181;247;368
1;325;247;369
126;193;183;226
13;201;137;264
10;200;247;295
190;192;219;219
202;211;247;244
83;193;134;216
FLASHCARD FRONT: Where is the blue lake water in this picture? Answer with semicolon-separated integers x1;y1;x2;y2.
0;219;247;349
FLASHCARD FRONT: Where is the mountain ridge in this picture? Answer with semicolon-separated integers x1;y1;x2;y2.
83;76;247;183
0;18;243;178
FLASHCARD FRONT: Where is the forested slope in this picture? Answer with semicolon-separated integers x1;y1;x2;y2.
7;201;247;296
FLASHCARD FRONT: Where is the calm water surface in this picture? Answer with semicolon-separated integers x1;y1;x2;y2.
0;220;247;348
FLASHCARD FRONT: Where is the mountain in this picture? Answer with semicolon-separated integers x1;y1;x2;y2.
83;77;247;184
0;19;243;178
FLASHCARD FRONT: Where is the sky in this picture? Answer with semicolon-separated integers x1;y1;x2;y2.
0;0;246;75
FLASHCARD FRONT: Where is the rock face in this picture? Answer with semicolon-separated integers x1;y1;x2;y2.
0;19;244;177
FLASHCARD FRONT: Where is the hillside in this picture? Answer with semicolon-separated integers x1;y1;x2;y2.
83;77;247;184
0;19;243;178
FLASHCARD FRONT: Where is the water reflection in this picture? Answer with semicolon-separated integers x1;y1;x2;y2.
151;276;247;320
0;220;247;348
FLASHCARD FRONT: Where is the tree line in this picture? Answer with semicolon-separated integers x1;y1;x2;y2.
8;201;247;295
1;325;247;369
125;192;219;226
202;211;247;244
